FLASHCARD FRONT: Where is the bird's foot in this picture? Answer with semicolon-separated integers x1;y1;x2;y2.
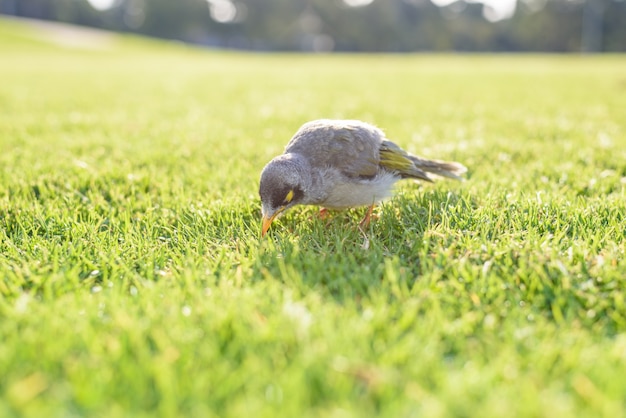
318;207;331;219
358;204;378;230
307;208;334;227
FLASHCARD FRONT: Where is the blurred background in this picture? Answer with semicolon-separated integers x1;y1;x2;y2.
1;0;625;52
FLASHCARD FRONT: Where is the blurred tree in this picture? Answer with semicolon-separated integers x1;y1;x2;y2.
604;0;626;51
237;0;306;50
1;0;624;52
582;0;604;52
7;0;53;20
311;0;396;51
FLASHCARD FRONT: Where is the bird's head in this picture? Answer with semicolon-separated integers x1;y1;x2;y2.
259;154;310;236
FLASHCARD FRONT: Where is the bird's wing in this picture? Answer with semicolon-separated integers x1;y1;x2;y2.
285;120;381;178
379;140;433;182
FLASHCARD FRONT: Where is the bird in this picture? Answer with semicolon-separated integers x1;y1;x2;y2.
259;119;467;236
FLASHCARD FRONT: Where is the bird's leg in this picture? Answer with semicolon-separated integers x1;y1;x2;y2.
319;207;337;227
318;207;331;219
308;207;333;227
359;204;377;229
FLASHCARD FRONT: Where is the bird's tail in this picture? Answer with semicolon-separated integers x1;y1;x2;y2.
379;140;467;182
409;156;467;181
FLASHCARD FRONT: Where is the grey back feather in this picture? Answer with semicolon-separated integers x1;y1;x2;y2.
284;120;383;179
285;119;467;182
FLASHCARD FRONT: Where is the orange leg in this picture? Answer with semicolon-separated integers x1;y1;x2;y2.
308;208;334;227
359;204;376;229
318;207;331;219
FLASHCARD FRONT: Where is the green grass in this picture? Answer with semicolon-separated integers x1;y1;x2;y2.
1;17;626;417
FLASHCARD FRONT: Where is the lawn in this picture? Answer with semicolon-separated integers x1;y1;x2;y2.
1;17;626;417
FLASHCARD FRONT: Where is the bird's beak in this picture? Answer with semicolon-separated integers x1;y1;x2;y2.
261;207;284;237
261;214;276;237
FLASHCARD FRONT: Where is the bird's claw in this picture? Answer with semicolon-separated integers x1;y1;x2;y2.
358;204;378;230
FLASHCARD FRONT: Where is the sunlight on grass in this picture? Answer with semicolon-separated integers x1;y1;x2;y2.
0;18;625;417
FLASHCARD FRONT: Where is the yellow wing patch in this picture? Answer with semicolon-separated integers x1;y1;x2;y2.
379;146;413;173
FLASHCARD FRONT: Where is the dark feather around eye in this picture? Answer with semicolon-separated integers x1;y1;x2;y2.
269;187;290;208
290;187;304;203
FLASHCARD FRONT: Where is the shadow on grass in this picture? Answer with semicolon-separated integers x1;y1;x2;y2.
252;189;475;302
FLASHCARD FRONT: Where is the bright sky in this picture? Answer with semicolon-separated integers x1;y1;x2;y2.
430;0;518;21
343;0;376;6
86;0;116;11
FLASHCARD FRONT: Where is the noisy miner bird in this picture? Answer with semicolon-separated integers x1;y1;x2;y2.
259;119;467;236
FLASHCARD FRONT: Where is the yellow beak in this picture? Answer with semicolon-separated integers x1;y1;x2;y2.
261;213;276;237
263;205;289;237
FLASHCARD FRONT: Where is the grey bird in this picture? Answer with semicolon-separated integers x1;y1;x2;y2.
259;119;467;236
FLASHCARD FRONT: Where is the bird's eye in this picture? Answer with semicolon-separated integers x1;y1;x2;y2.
283;189;294;205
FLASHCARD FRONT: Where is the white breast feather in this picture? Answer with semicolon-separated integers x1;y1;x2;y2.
319;172;400;209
